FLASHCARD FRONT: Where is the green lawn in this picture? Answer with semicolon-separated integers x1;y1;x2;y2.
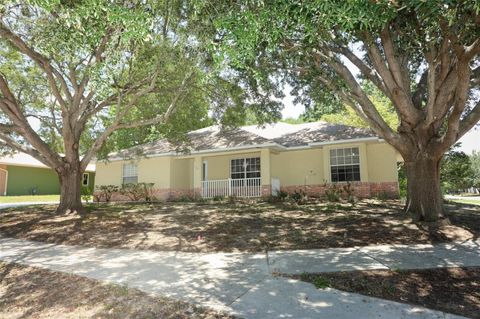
0;194;60;204
453;199;480;205
452;199;480;206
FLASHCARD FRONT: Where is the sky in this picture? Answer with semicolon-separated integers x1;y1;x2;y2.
280;92;480;155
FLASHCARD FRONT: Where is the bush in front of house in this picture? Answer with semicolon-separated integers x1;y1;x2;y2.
324;183;341;202
81;186;93;203
95;185;119;202
120;183;156;202
266;190;289;203
341;182;356;204
290;189;308;205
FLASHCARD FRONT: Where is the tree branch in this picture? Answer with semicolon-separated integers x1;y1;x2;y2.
0;74;63;168
362;33;421;127
380;25;411;95
458;99;480;138
0;21;71;111
435;61;472;154
0;133;53;167
311;49;406;151
80;71;195;171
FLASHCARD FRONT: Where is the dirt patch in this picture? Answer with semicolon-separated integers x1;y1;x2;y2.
0;200;478;253
0;261;234;319
295;267;480;319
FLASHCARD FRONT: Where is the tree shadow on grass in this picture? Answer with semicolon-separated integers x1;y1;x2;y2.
0;261;234;319
0;200;478;253
445;202;480;242
297;267;480;319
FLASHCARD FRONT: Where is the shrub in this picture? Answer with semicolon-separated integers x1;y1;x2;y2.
342;182;356;204
212;195;224;202
120;183;143;201
290;189;308;205
266;190;289;203
398;163;407;199
120;183;155;202
142;183;156;202
324;183;341;202
92;192;102;203
95;185;119;202
81;186;93;203
277;190;289;201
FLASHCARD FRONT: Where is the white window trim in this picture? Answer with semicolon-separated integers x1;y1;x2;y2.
82;173;89;186
329;147;361;183
229;157;261;180
122;163;138;184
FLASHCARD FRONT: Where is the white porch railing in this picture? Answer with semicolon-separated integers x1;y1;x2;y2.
201;177;262;198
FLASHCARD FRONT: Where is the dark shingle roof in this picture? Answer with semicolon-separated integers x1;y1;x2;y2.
109;126;272;159
108;121;379;159
272;122;376;147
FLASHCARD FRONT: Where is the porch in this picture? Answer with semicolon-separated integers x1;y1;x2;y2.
201;177;262;198
191;149;272;199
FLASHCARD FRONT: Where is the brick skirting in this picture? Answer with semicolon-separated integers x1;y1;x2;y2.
94;187;200;202
94;182;398;202
280;182;399;199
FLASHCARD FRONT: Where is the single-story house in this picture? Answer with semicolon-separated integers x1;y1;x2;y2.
95;121;400;200
0;152;96;196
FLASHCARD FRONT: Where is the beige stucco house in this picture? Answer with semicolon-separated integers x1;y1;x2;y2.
95;121;400;200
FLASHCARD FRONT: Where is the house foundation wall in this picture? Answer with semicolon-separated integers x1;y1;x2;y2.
94;187;202;202
94;182;398;202
280;181;399;199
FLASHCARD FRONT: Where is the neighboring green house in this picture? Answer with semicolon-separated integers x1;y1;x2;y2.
0;152;95;196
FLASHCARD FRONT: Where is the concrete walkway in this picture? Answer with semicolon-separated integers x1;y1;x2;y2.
1;237;477;319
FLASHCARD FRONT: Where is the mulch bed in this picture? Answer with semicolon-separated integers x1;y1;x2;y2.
0;200;477;253
296;267;480;319
0;261;235;319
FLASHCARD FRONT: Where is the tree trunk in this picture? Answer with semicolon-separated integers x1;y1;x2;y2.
404;156;445;223
57;169;84;214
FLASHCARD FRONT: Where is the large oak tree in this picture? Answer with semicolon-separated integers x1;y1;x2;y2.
209;0;480;222
0;0;231;213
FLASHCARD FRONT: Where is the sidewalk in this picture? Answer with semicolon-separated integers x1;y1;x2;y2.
0;201;59;210
269;240;480;274
1;237;475;319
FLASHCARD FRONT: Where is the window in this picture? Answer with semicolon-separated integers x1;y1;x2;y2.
330;147;361;182
82;173;89;186
230;157;261;179
122;163;138;184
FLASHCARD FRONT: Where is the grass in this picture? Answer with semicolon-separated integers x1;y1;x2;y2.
0;194;60;203
296;267;480;319
0;261;234;319
451;199;480;206
0;199;477;253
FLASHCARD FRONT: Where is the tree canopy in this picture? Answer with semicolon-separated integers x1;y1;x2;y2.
205;0;480;222
0;0;248;212
471;150;480;188
441;145;474;193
